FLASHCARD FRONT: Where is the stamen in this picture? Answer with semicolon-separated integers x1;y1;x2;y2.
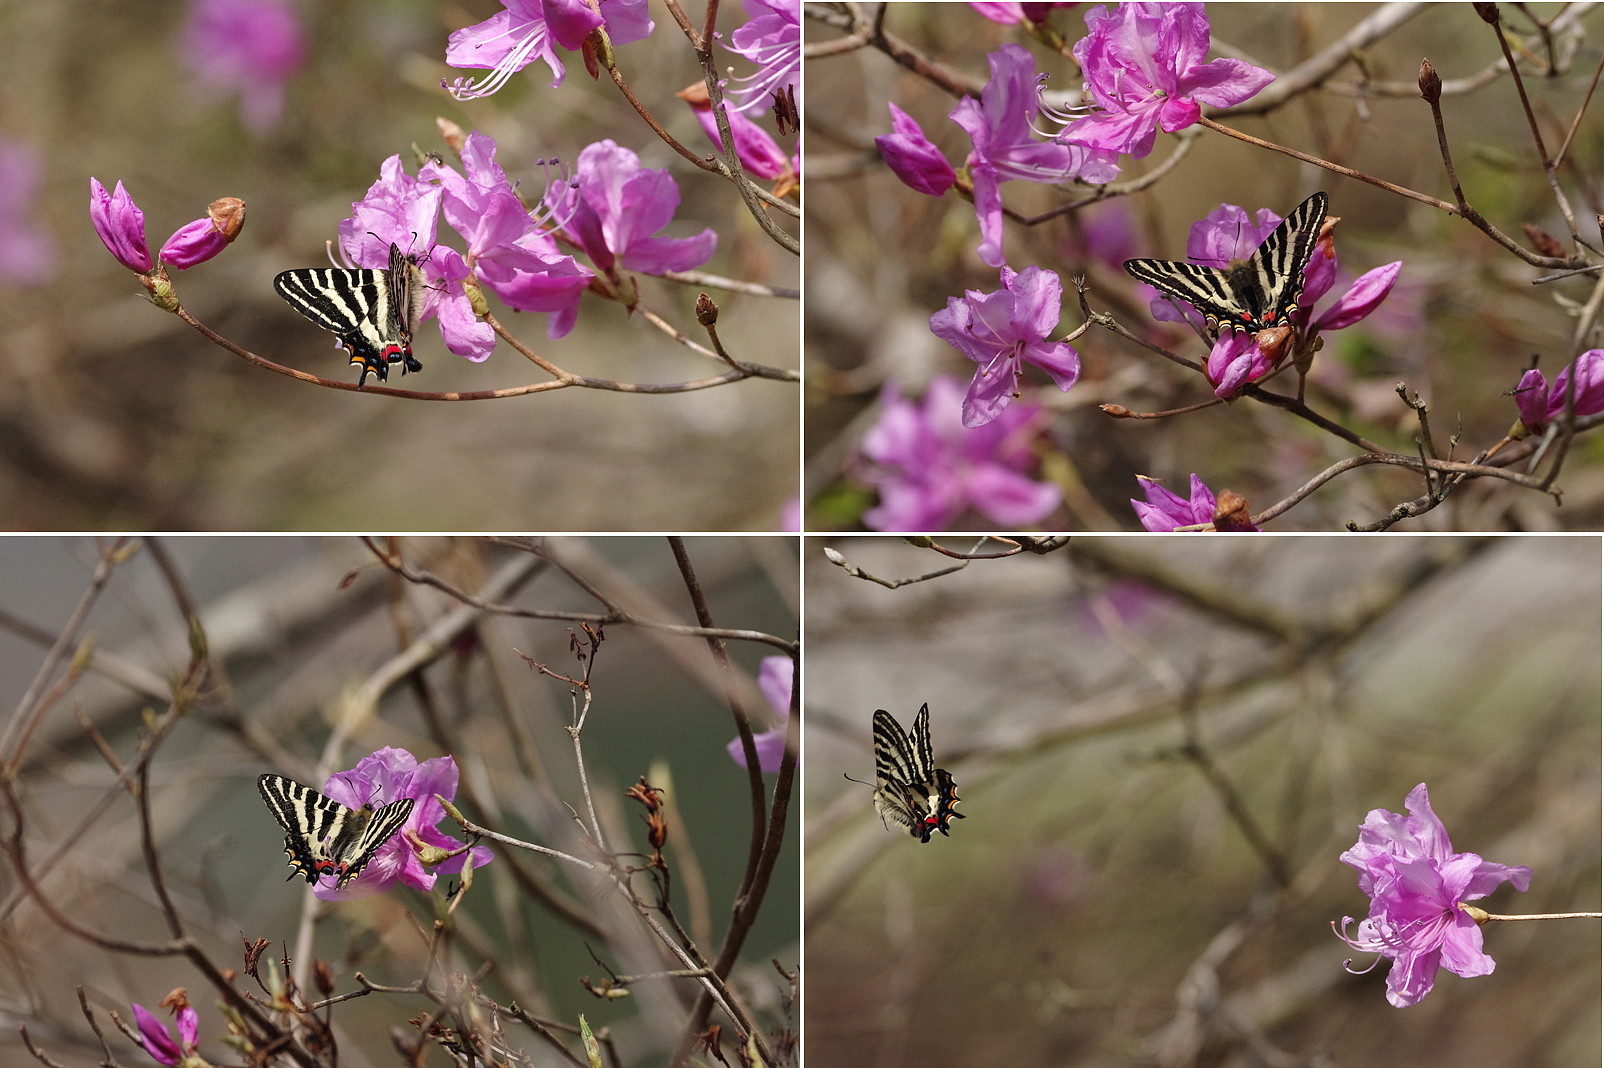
443;26;547;101
723;52;795;113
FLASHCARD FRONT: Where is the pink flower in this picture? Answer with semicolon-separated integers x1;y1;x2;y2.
1334;783;1531;1007
876;103;956;197
857;375;1061;531
89;178;153;273
132;1002;199;1066
160;198;246;269
724;0;800;115
179;0;305;132
0;138;58;283
966;2;1075;25
1513;349;1604;433
422;133;592;345
725;656;792;773
929;264;1080;428
951;45;1116;267
1208;255;1399;398
545;140;717;274
1130;473;1257;531
443;0;652;99
1130;197;1399;398
1061;3;1274;158
690;97;796;181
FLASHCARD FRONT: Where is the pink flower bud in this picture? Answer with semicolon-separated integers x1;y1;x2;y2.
159;197;244;269
89;178;153;273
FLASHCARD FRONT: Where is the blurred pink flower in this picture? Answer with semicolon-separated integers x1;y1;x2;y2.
180;0;305;132
726;656;793;773
0;139;57;283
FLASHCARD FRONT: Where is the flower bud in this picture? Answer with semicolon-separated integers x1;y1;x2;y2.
160;197;245;269
876;103;957;198
1253;325;1294;362
90;177;153;272
1418;58;1441;104
1212;490;1254;532
676;81;710;107
436;116;466;153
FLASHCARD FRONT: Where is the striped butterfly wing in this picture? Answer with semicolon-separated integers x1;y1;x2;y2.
872;704;965;843
257;774;414;888
273;243;424;389
1124;192;1329;337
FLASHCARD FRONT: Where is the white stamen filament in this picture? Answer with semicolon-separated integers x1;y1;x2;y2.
445;25;547;101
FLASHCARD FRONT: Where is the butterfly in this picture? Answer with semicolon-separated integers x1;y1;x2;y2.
871;704;965;843
1123;191;1329;338
257;773;414;888
273;242;425;389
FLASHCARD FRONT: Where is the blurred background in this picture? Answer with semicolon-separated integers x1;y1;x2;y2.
804;3;1604;530
0;536;799;1066
804;536;1600;1066
3;1;799;530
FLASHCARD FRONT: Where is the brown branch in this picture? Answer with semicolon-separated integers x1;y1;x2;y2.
1195;116;1574;269
0;538;133;778
668;539;794;1068
172;302;795;398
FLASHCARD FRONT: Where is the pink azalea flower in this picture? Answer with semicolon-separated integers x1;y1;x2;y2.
0;138;57;283
929;264;1080;428
545;140;717;275
132;1002;199;1066
1063;197;1138;274
89;178;153;273
967;2;1075;25
875;103;956;197
1201;257;1400;400
951;44;1117;267
857;374;1061;531
179;0;305;132
443;0;652;99
1130;473;1257;531
310;748;494;901
689;97;795;181
1060;3;1274;158
724;0;800;115
1334;783;1531;1008
726;656;793;773
160;198;246;269
422;133;593;343
1513;349;1604;433
302;135;597;366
